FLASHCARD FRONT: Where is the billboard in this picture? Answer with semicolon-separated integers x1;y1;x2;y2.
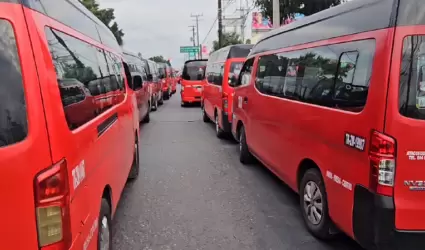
252;12;272;30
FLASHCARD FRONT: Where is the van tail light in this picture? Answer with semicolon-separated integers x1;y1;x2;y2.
222;92;228;112
369;131;396;197
34;160;71;249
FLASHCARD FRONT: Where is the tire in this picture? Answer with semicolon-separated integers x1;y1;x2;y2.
163;91;170;100
151;97;158;111
300;168;337;240
158;92;164;105
128;139;139;180
97;199;112;250
142;108;150;123
239;126;254;164
202;105;209;123
215;114;225;138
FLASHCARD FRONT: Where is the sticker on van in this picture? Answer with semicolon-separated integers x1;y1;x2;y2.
344;133;365;151
72;160;86;190
407;151;425;161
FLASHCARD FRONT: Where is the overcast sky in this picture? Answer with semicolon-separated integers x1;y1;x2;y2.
98;0;254;69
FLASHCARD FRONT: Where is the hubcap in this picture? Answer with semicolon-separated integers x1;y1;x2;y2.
99;216;110;250
303;181;323;225
239;133;243;152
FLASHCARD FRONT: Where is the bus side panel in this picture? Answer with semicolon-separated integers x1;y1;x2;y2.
0;3;52;249
23;7;135;249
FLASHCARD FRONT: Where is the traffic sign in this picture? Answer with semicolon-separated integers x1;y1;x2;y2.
180;46;199;53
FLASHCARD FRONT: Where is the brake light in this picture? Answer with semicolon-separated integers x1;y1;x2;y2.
222;92;228;112
35;160;71;249
369;131;396;197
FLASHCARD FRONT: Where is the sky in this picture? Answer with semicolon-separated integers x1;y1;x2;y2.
98;0;255;69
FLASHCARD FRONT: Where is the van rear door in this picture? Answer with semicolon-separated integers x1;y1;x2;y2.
386;31;425;230
0;2;52;248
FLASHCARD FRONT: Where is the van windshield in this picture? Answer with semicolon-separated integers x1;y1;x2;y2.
182;61;207;81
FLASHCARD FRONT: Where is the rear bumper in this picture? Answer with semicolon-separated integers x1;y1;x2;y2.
353;185;425;250
181;90;201;103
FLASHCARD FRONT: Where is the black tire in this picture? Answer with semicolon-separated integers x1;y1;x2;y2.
215;114;225;138
142;108;150;123
158;93;164;105
239;126;254;164
202;105;209;123
97;199;112;250
163;91;170;100
128;139;139;180
300;168;337;240
151;97;158;111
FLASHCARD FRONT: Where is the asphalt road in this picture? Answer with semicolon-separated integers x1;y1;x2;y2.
112;88;363;250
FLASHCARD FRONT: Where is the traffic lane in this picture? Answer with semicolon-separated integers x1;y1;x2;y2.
111;92;363;250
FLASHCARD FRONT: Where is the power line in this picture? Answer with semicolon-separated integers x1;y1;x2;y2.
201;0;235;45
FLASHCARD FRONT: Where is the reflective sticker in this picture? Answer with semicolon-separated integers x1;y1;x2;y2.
326;170;352;191
72;160;86;190
83;218;98;250
407;151;425;161
344;133;365;151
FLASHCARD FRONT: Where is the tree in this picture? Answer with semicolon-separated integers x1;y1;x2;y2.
79;0;124;45
254;0;342;25
149;56;171;66
213;32;243;51
245;39;252;44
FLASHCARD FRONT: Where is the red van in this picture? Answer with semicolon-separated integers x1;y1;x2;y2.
202;44;253;138
124;51;151;123
0;0;139;249
180;59;207;106
158;62;173;100
232;0;425;249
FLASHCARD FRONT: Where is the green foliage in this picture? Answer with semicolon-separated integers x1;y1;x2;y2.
245;39;252;44
149;56;171;66
254;0;342;25
213;32;243;51
79;0;124;45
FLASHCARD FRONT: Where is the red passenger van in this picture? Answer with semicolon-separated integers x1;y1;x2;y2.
232;0;425;249
146;59;164;107
124;51;151;123
0;0;140;249
180;59;207;106
158;62;173;100
202;44;252;137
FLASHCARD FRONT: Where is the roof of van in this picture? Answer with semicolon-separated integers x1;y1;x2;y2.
258;0;384;44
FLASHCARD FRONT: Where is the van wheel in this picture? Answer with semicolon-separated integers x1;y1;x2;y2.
163;91;170;100
97;199;112;250
300;169;336;240
215;114;225;138
239;126;254;164
202;105;209;123
142;108;150;123
128;139;139;180
151;97;158;111
158;93;164;105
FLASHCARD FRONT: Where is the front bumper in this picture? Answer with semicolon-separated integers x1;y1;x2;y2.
353;185;425;250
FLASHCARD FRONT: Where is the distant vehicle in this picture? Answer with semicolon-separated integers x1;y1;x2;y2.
202;44;253;138
232;0;425;249
124;51;151;123
157;62;173;100
180;59;208;106
0;0;140;249
145;59;164;109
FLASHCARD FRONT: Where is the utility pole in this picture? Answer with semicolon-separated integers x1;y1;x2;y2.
237;0;250;43
218;0;223;48
189;25;196;46
191;13;203;59
273;0;280;28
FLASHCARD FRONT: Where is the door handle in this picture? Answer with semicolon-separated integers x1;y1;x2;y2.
243;96;248;104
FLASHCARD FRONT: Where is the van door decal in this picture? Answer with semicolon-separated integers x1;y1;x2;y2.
72;160;86;190
344;133;365;151
406;151;425;161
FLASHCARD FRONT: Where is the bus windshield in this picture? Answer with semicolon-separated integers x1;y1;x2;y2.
182;60;207;81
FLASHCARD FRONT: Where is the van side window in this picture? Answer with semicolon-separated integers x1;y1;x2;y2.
0;19;27;146
236;58;254;87
252;40;375;111
399;35;425;120
45;27;124;130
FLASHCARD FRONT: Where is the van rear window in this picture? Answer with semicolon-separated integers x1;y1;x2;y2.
0;20;27;147
182;61;207;81
399;35;425;120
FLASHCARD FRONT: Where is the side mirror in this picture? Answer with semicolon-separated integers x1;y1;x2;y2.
147;74;153;81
